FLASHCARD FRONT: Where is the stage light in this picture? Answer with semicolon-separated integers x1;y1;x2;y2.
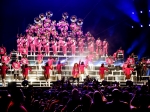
141;25;143;27
149;10;150;12
132;12;134;14
8;79;11;82
140;11;143;13
132;26;134;28
149;24;150;26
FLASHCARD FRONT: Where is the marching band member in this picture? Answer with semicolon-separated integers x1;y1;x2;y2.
52;40;58;56
126;55;135;66
102;39;108;56
71;39;76;56
12;59;21;81
88;41;95;53
78;39;84;54
96;38;103;56
21;45;28;56
30;36;36;55
44;39;50;56
37;52;43;70
0;63;9;87
84;56;89;76
43;62;53;86
72;63;80;84
47;57;56;75
124;64;134;80
56;61;64;80
99;63;108;81
116;47;124;60
20;55;29;65
62;41;67;56
36;38;42;53
1;53;10;65
0;45;6;57
79;61;86;81
105;56;114;67
22;64;32;80
122;62;128;73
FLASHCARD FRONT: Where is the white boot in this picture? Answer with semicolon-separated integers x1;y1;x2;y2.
47;79;50;87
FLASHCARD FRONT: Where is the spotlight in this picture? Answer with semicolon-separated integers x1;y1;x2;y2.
132;26;134;28
149;10;150;12
141;25;143;27
140;11;143;13
132;12;134;14
149;24;150;26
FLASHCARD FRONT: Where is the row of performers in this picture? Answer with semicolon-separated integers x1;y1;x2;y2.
17;34;108;56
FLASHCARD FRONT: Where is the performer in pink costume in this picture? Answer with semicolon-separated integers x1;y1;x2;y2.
71;39;76;56
17;35;23;55
96;38;103;56
62;41;67;56
57;36;64;51
20;45;28;56
51;40;58;56
37;52;43;70
102;39;108;56
122;62;128;73
12;59;21;81
113;52;117;61
1;53;10;65
30;36;36;55
126;55;135;65
44;39;50;56
88;41;95;53
22;64;32;80
105;56;114;66
88;53;95;70
124;64;134;80
78;39;84;54
36;38;42;53
47;57;56;66
21;55;29;65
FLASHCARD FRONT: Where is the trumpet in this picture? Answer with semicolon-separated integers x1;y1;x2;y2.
46;11;53;18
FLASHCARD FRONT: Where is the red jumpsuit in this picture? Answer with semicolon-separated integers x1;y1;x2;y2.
99;66;108;79
124;67;134;79
56;64;63;74
22;67;31;76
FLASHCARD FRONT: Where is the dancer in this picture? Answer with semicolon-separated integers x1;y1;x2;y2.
47;57;56;75
102;39;108;56
0;63;9;87
12;59;21;81
37;52;43;70
62;41;67;56
72;63;80;84
105;56;114;67
96;38;103;56
1;53;10;65
124;64;134;80
43;62;53;86
126;55;135;66
21;55;29;66
22;64;31;80
0;45;6;58
56;61;64;80
88;40;94;54
30;36;36;55
44;39;50;56
51;40;57;56
99;63;108;81
79;61;86;81
36;38;42;53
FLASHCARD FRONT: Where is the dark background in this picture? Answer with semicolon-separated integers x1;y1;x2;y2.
0;0;150;59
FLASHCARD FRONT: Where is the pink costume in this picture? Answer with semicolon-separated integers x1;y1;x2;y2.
84;58;89;68
1;56;10;64
72;66;80;77
56;63;64;74
21;58;29;65
71;40;76;55
78;40;84;54
117;49;124;59
62;42;67;55
36;39;42;52
37;54;43;61
105;57;113;65
122;62;128;72
52;41;57;55
17;38;23;54
96;39;103;55
102;40;108;56
113;52;117;61
21;46;28;55
79;64;86;73
47;58;55;66
88;54;94;62
44;40;50;55
0;46;6;55
12;62;21;70
30;37;36;53
127;57;135;65
88;41;94;53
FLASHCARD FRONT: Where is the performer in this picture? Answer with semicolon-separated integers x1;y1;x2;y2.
20;55;29;65
71;39;76;56
0;63;9;87
105;56;114;67
1;53;10;65
102;39;108;56
47;57;56;75
78;39;84;54
12;59;21;81
36;38;42;53
84;56;89;76
116;47;124;60
44;39;50;56
30;36;36;55
79;61;86;81
122;62;128;73
99;63;108;81
72;63;80;84
88;40;94;54
22;64;31;80
62;41;67;56
0;45;6;59
43;62;53;86
124;64;134;80
96;38;103;56
88;53;95;70
51;40;57;56
37;52;43;70
56;61;64;80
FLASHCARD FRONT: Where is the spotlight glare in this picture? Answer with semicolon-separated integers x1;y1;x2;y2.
132;12;134;14
140;11;142;13
149;24;150;26
149;10;150;12
141;25;143;27
132;26;134;28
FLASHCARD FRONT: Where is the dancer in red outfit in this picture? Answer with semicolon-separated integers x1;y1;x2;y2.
124;64;134;80
43;62;53;86
102;39;108;56
72;63;80;84
1;53;10;65
99;63;108;81
12;59;21;81
22;64;31;80
30;36;36;55
88;41;95;53
79;61;86;81
44;39;50;56
56;61;64;80
37;52;43;70
0;63;9;87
